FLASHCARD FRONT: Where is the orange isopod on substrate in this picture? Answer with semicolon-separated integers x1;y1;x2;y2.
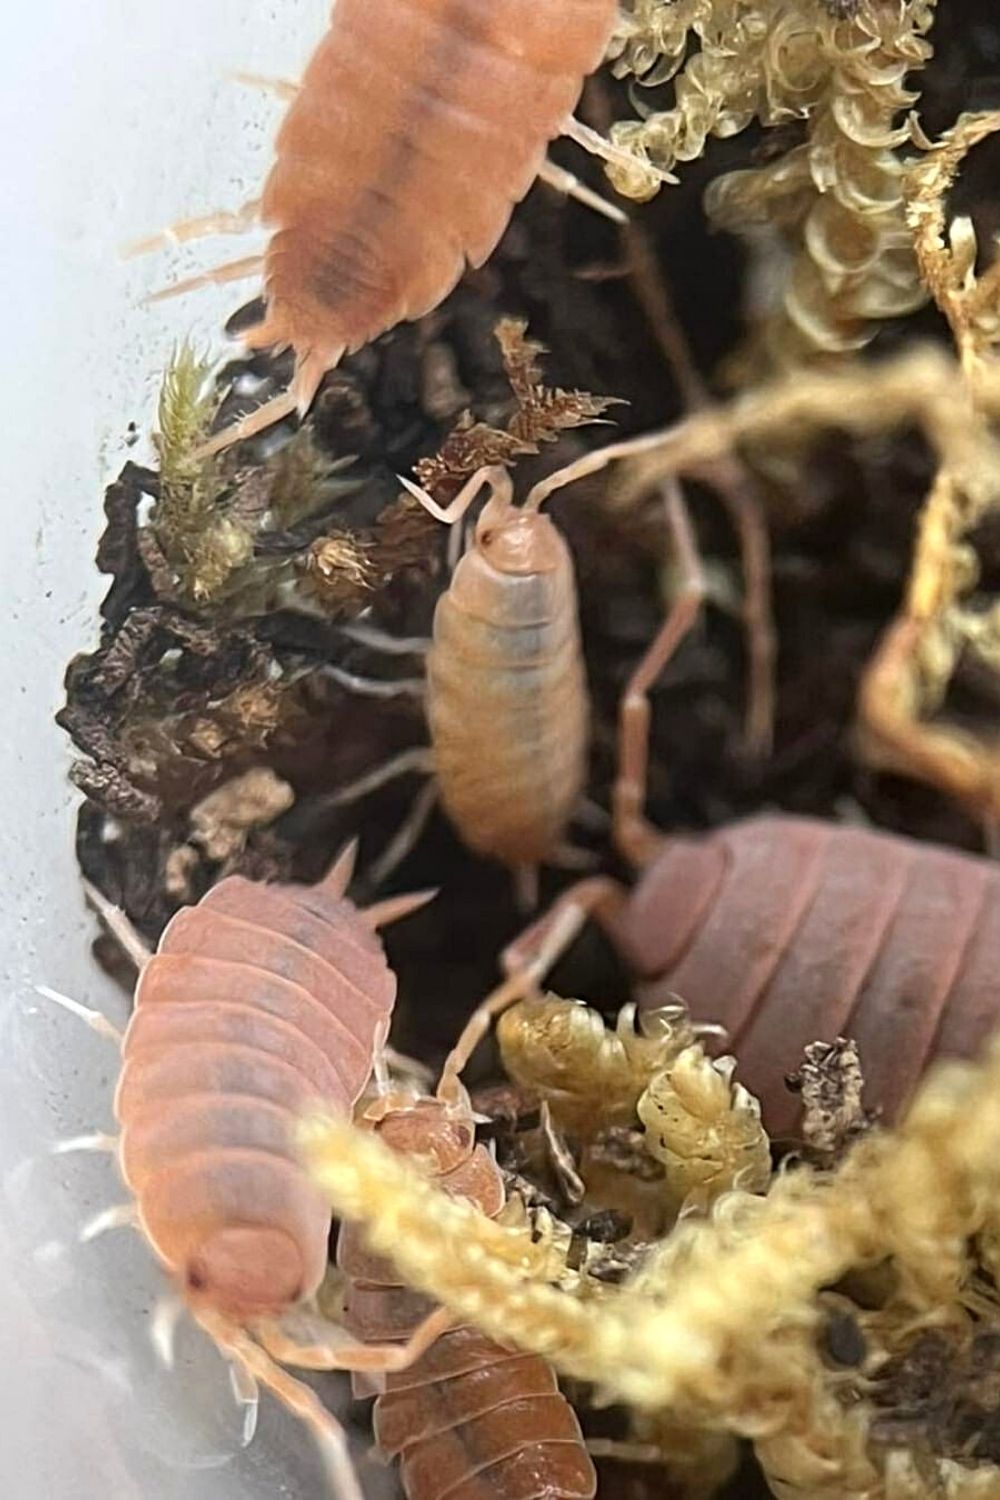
113;845;425;1322
146;0;623;453
421;466;589;880
337;1095;597;1500
326;463;590;899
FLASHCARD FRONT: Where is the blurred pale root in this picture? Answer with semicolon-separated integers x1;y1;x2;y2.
856;112;1000;828
521;343;1000;828
524;346;1000;518
138;0;634;452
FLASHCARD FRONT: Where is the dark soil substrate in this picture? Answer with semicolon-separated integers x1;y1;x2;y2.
58;8;1000;1496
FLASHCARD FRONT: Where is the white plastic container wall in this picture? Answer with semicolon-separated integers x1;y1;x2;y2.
1;4;394;1495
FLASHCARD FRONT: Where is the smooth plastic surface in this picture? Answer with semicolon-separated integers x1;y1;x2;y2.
1;4;392;1495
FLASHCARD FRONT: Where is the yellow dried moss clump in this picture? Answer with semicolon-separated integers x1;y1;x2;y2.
609;0;937;364
639;1045;772;1207
497;995;697;1136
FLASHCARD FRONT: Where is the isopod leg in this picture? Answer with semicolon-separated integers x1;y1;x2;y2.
537;157;627;225
561;116;677;185
204;1319;366;1500
339;621;431;656
324;665;426;700
499;876;629;979
231;71;299;103
145;253;264;305
125;198;262;257
194;390;300;459
436;896;601;1101
398;465;513;525
320;747;436;809
258;1305;453;1376
81;878;152;970
365;780;439;892
228;1357;260;1445
50;1132;117;1156
79;1203;139;1242
614;481;706;869
35;984;124;1047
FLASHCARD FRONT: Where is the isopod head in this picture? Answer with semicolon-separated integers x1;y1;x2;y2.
184;1225;305;1322
474;496;566;576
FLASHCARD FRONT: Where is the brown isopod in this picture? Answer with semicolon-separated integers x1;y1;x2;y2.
490;481;1000;1136
337;1099;597;1500
47;844;461;1500
132;0;652;454
334;930;597;1500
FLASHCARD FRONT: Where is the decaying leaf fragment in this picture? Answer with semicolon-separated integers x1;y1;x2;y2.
188;767;295;863
638;1044;772;1207
790;1037;875;1167
413;318;622;498
497;994;696;1137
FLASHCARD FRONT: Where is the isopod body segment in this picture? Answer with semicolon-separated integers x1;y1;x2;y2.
624;814;1000;1135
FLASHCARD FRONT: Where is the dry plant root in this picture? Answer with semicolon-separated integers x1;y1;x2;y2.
858;111;1000;830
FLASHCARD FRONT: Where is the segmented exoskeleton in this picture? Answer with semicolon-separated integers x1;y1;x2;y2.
338;1095;597;1500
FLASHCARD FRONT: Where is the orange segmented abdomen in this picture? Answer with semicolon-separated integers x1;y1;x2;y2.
628;815;1000;1135
115;868;395;1320
251;0;619;404
337;1100;596;1500
426;514;589;868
